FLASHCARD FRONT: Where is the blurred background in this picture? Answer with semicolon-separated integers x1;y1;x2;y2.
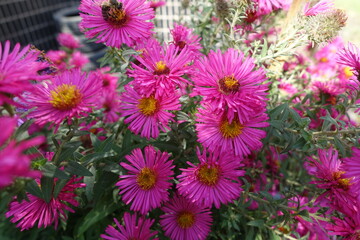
0;0;359;51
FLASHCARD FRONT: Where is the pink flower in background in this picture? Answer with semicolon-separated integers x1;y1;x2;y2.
255;0;283;15
303;0;334;16
170;23;202;59
0;117;44;189
93;67;119;91
79;0;155;48
0;41;48;105
57;33;81;49
69;51;89;69
116;146;174;215
47;50;67;71
120;85;180;139
6;177;85;230
129;44;191;97
342;147;360;192
149;0;165;10
27;69;101;128
337;42;360;78
178;148;244;208
196;104;269;157
99;90;121;123
160;194;212;240
101;213;158;240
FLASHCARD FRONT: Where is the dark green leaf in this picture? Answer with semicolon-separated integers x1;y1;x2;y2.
65;161;93;176
25;180;43;199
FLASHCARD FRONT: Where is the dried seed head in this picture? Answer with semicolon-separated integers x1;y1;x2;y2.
215;0;230;19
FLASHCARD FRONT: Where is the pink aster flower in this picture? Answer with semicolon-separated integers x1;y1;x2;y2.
6;177;85;231
101;213;158;240
255;0;283;15
128;44;191;97
170;23;202;60
0;117;44;188
149;0;165;10
47;50;67;71
120;85;180;139
99;90;121;123
69;51;89;69
178;148;245;208
337;42;360;79
192;48;268;121
79;0;155;48
93;67;119;91
57;33;81;49
160;194;212;240
27;69;101;128
116;146;174;215
303;0;334;16
0;41;48;105
341;147;360;192
196;104;269;157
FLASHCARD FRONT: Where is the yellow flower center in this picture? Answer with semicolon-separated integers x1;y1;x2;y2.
153;61;170;75
137;96;158;116
197;164;220;186
218;75;240;94
344;66;354;78
102;1;128;26
320;57;328;63
136;167;157;190
333;171;351;190
177;211;195;229
219;118;244;138
49;84;82;110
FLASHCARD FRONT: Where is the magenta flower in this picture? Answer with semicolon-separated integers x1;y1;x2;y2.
101;213;158;240
196;104;269;157
116;146;174;215
99;90;121;123
69;51;89;69
0;41;48;105
255;0;284;15
79;0;154;48
57;33;81;49
6;177;85;231
303;0;334;16
192;48;268;121
120;85;180;139
342;147;360;192
27;69;101;128
128;44;191;97
170;23;202;60
178;148;245;208
0;117;44;189
160;194;212;240
337;42;360;78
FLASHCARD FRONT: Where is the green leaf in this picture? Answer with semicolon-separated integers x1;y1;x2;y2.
58;142;82;162
82;152;117;166
40;163;69;179
41;177;54;203
53;179;69;199
65;161;93;176
26;180;43;199
247;220;265;228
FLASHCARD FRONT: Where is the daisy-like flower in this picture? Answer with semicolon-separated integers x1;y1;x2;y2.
116;146;174;215
196;104;269;157
6;177;85;231
101;213;158;240
0;41;48;105
57;33;81;49
159;194;212;240
177;148;245;208
170;23;202;60
192;48;268;121
27;69;101;128
341;147;360;192
337;42;360;79
120;85;180;139
99;90;121;123
128;44;191;97
79;0;154;48
0;117;44;189
303;0;334;16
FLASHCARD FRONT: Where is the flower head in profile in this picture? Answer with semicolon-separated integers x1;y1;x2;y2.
341;147;360;192
101;213;158;240
178;148;245;208
337;42;360;79
120;85;180;139
0;41;48;105
27;69;101;128
196;104;269;157
57;33;81;49
79;0;154;48
6;177;85;231
170;23;202;60
116;146;174;215
303;0;334;16
0;117;44;189
160;194;212;240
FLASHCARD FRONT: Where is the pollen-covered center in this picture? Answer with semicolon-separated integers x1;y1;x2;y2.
153;61;170;75
344;66;353;78
49;84;82;110
102;0;128;26
197;164;220;186
136;167;157;190
219;118;244;138
137;96;158;116
333;171;351;190
177;211;195;229
218;75;240;94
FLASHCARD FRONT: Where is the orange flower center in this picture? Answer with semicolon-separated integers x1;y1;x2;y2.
218;75;240;94
49;84;82;110
102;0;128;26
137;96;158;116
136;167;157;190
320;57;328;63
219;118;244;138
197;164;220;186
344;66;354;78
153;61;170;75
177;211;195;229
333;171;351;190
